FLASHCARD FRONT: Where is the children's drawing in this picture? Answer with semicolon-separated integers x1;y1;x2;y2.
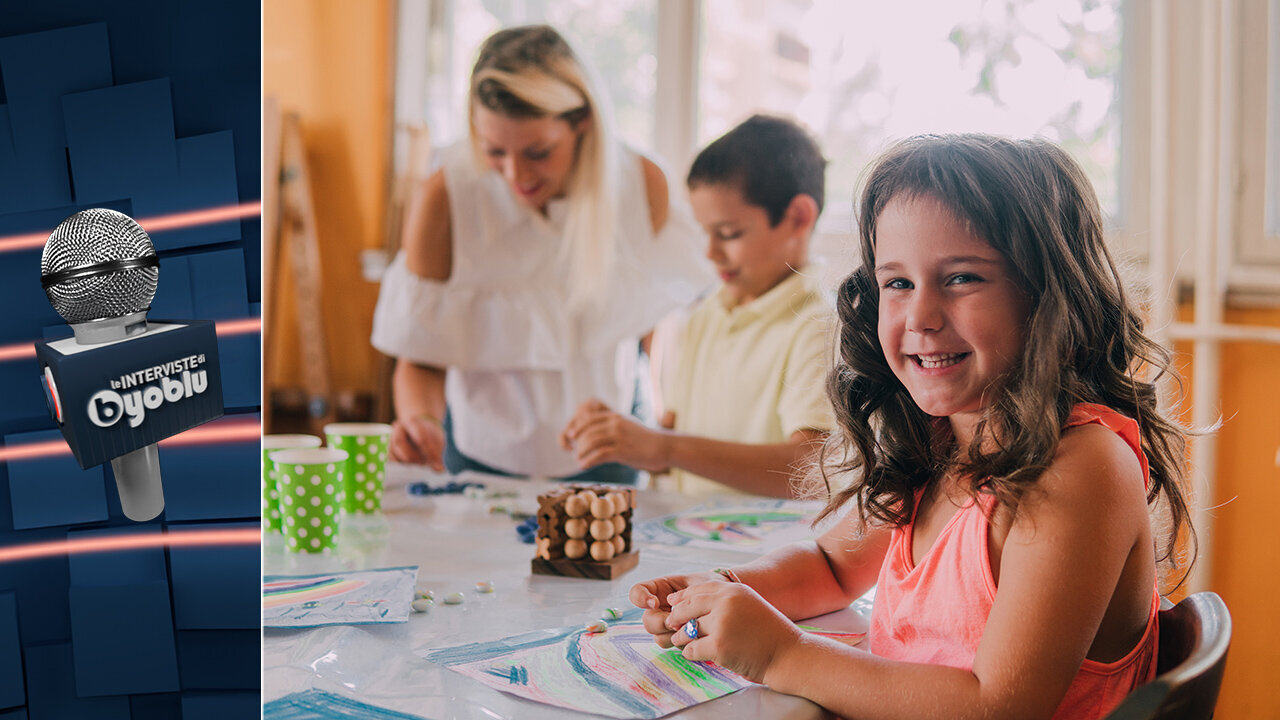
634;499;826;553
264;688;430;719
425;607;863;719
264;566;418;628
424;607;751;719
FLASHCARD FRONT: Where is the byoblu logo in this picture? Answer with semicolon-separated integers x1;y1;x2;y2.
87;370;209;428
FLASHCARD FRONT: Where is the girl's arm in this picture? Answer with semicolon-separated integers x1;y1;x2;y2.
632;514;891;645
671;423;1153;720
387;171;453;468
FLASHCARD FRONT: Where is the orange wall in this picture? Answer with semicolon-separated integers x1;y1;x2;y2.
262;0;392;406
1178;305;1280;719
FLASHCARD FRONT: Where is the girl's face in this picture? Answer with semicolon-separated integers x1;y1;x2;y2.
873;195;1030;439
473;105;584;211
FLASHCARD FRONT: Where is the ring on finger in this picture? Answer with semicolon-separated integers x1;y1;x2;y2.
683;618;699;640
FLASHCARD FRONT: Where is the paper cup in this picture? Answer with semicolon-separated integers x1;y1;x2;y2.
262;434;323;533
323;423;392;515
270;448;348;553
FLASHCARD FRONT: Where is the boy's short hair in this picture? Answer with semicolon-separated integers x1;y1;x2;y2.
687;114;826;226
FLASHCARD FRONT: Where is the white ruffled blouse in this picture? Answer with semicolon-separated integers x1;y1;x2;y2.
371;141;712;476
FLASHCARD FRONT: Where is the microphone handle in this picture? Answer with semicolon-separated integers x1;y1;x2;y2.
110;444;165;521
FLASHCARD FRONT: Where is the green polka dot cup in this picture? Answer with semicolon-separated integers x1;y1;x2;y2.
262;434;322;533
269;448;348;553
324;423;392;515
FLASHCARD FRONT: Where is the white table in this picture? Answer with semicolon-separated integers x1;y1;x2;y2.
263;465;865;719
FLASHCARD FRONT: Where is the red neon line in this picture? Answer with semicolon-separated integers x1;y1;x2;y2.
215;317;261;336
0;343;35;361
0;315;260;363
0;419;261;462
0;527;259;564
0;201;262;254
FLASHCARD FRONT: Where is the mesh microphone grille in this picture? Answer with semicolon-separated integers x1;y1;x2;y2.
41;209;158;324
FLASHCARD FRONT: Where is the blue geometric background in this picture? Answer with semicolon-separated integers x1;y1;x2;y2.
0;2;260;717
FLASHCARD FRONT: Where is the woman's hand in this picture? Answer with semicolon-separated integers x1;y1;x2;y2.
665;581;805;685
559;399;671;472
629;571;726;648
389;415;446;471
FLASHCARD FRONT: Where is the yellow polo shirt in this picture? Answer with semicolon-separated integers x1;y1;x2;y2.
661;269;836;498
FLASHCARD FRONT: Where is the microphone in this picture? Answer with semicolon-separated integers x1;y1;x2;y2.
35;209;224;521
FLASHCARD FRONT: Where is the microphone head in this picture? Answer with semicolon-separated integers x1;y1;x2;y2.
41;209;159;324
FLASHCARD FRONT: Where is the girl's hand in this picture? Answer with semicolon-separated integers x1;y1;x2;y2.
389;415;445;471
629;571;726;648
559;399;671;472
665;581;804;684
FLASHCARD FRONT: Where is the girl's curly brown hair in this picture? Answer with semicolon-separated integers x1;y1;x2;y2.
814;134;1194;581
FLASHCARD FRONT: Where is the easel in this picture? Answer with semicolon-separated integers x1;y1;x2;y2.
263;97;336;435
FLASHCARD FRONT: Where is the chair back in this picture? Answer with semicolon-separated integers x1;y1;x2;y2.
1103;591;1231;720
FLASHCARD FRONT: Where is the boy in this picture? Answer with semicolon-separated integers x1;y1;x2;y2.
560;115;834;497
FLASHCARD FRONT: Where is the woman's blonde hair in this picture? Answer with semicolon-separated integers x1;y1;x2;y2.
468;25;620;311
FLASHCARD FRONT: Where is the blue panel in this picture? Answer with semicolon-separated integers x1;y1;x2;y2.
4;430;108;530
0;708;26;719
62;79;179;207
0;593;24;709
179;692;260;720
189;249;249;320
128;694;180;720
22;643;130;720
175;630;259;688
0;546;69;646
157;423;258;521
0;363;46;427
0;24;111;150
147;131;242;251
66;528;167;586
0;24;110;212
68;581;179;696
149;255;195;321
219;332;260;410
169;523;258;630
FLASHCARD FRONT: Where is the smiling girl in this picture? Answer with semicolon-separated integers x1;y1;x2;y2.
371;25;709;482
631;134;1195;719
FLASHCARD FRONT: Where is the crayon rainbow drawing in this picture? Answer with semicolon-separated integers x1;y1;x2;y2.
634;499;827;553
263;566;418;628
425;608;752;718
425;607;864;718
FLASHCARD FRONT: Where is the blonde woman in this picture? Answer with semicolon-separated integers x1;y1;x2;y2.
372;25;709;483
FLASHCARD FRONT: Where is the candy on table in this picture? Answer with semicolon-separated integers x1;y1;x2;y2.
474;580;494;593
407;480;486;496
411;598;433;613
415;589;435;601
443;592;466;605
584;620;608;633
602;607;623;620
515;515;539;543
530;484;639;579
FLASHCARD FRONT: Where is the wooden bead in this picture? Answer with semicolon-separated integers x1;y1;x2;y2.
564;517;588;539
612;515;626;536
564;539;588;559
589;519;616;541
564;494;589;518
608;491;628;515
590;496;614;519
611;535;625;555
590;540;615;562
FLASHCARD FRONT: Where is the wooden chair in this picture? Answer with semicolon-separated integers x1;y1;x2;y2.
1103;591;1232;720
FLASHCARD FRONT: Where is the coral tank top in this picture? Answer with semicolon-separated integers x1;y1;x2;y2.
867;403;1159;719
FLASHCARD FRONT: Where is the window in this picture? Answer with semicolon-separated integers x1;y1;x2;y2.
408;0;657;152
697;0;1125;230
